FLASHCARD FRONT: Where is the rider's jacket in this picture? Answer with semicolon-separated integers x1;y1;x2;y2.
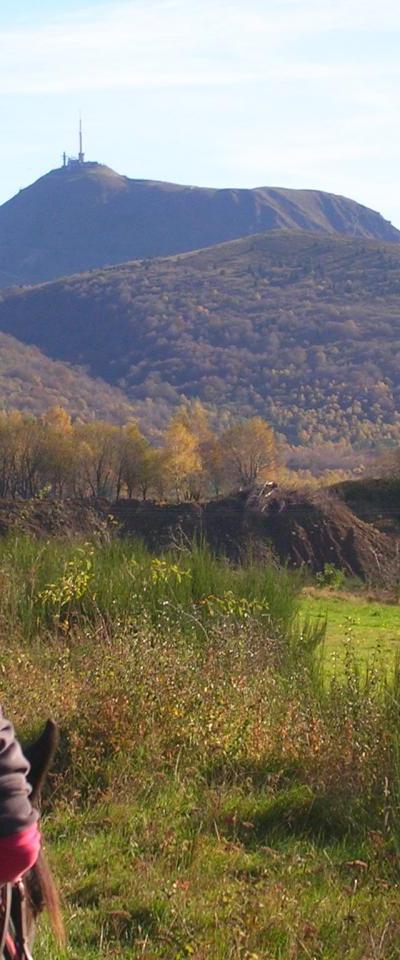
0;708;37;838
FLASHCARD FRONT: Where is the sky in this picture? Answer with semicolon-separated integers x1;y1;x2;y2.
1;0;400;226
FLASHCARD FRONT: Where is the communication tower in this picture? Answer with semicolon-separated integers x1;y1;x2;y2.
78;116;85;164
62;118;85;168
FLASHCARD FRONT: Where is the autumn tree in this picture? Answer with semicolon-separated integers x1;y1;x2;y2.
171;401;217;498
39;406;77;496
0;411;22;497
141;447;168;501
168;399;238;498
163;412;202;501
201;435;225;495
10;413;45;498
175;401;211;443
0;407;279;502
119;421;159;499
74;421;122;498
219;416;275;488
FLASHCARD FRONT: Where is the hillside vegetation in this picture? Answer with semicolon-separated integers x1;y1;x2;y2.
0;331;136;421
3;231;400;444
0;161;398;287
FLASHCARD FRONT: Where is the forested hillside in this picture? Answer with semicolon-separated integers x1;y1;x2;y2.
2;230;400;445
0;331;136;421
0;161;398;287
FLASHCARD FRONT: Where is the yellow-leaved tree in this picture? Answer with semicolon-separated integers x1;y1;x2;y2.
171;401;217;498
120;421;161;499
219;416;276;488
163;412;202;501
40;406;77;496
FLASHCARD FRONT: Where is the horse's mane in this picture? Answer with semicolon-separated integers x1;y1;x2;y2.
26;849;65;945
23;719;65;946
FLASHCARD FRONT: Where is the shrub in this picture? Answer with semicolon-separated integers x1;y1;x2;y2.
316;563;345;590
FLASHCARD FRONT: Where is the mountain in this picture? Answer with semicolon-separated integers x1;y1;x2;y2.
1;230;400;445
0;161;399;287
0;331;137;422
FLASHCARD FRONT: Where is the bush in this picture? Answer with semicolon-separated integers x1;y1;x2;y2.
316;563;345;590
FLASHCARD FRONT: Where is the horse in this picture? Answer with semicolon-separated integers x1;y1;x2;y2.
0;720;64;958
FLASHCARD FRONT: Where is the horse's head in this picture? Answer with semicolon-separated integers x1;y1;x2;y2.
24;719;59;810
18;720;65;950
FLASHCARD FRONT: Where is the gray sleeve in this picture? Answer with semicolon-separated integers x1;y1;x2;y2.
0;708;38;836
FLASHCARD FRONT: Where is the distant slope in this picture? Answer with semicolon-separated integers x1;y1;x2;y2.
0;162;399;287
0;331;137;422
1;230;400;444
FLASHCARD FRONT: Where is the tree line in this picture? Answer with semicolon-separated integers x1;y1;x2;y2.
0;404;275;501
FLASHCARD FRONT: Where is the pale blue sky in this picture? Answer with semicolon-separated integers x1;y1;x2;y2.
2;0;400;226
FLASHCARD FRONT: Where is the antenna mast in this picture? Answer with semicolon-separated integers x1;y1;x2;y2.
78;115;85;164
62;117;87;169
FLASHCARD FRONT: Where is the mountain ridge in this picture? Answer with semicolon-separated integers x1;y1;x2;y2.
0;161;398;287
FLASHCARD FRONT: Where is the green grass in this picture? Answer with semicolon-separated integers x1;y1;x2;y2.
301;590;400;669
37;802;400;959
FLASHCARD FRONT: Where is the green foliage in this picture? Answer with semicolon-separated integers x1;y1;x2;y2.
200;590;269;621
148;557;191;586
316;563;346;589
38;546;94;624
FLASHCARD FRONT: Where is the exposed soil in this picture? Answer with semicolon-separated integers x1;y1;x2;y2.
0;498;112;540
0;487;397;583
242;486;398;582
110;487;399;582
332;478;400;536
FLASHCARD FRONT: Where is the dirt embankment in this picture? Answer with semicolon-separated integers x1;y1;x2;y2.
0;487;397;582
332;478;400;536
0;498;112;540
112;489;397;582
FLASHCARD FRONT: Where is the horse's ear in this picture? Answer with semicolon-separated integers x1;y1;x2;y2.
24;719;59;807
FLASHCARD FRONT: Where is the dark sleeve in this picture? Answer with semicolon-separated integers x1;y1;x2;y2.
0;708;38;837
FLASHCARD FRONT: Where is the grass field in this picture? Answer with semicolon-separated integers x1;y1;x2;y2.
301;589;400;669
24;621;400;960
1;537;400;959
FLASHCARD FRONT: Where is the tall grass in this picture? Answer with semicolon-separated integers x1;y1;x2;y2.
0;534;391;833
0;535;301;644
2;605;399;839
